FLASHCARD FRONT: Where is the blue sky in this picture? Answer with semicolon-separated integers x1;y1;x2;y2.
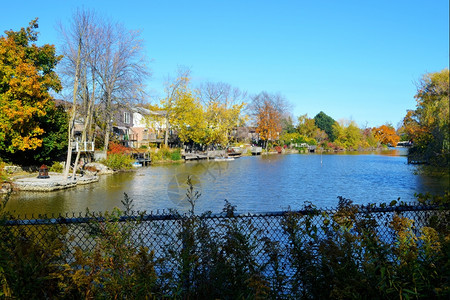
1;0;448;127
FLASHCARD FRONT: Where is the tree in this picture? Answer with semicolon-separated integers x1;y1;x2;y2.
161;67;191;147
0;19;64;164
59;10;149;178
314;111;336;141
58;9;93;179
332;120;362;149
199;82;247;146
281;116;296;134
170;86;206;145
96;19;149;156
250;92;288;150
403;69;449;166
297;114;319;139
372;124;400;147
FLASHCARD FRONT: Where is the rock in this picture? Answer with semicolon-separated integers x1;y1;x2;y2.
4;165;23;174
84;162;114;175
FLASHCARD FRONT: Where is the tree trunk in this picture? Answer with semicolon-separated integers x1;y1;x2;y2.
103;91;112;157
72;76;95;178
164;116;169;147
63;39;81;180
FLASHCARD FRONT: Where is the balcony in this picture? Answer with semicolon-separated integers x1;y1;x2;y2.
72;141;95;152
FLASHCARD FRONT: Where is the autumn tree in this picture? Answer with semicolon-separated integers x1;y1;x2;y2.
251;92;288;150
199;82;246;146
0;19;66;164
372;124;400;147
403;69;449;166
163;73;206;145
161;67;191;146
297;114;320;139
332;120;362;150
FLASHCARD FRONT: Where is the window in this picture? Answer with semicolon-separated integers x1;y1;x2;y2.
124;111;130;124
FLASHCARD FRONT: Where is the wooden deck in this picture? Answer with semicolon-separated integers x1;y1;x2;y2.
250;147;262;155
182;150;228;161
133;152;151;166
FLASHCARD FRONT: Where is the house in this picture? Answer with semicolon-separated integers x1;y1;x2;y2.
130;107;167;148
112;106;135;147
112;106;167;148
232;126;260;143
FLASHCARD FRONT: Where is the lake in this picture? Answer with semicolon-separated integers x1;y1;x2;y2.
6;149;448;216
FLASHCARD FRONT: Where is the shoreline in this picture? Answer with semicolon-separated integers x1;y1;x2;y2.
2;147;401;193
11;173;99;192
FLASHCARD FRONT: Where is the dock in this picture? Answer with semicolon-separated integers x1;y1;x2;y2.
250;147;262;155
182;150;228;161
133;152;151;166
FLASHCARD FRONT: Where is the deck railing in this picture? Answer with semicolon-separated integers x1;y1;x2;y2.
71;141;94;152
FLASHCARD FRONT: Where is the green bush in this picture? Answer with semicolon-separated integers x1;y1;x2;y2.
49;161;64;173
170;149;181;161
150;147;182;163
150;150;163;162
0;162;8;182
101;153;134;170
160;147;172;160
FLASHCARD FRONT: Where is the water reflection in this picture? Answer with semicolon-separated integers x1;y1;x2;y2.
6;150;447;215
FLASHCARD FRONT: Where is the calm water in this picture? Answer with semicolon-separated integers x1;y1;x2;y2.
6;149;448;215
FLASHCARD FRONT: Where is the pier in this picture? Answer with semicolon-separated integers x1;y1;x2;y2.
133;152;151;166
182;150;227;161
250;146;262;155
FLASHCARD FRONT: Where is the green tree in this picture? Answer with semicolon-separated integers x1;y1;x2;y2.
314;111;336;141
281;116;296;134
0;19;64;164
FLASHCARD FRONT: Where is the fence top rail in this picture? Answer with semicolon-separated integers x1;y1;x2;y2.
2;203;448;226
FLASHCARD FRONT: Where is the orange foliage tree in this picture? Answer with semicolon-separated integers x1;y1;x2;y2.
252;92;284;150
0;19;62;153
372;125;400;147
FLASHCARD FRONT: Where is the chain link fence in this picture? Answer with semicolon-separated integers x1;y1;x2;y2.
1;200;449;298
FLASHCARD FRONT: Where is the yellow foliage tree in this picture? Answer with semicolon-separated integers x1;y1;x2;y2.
204;100;245;146
0;19;62;153
167;83;206;144
332;120;362;149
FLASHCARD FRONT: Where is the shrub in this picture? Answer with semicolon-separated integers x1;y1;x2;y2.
150;150;163;162
171;149;181;161
160;147;172;160
1;190;448;299
102;153;134;170
0;162;8;182
49;161;63;173
108;142;131;155
150;147;182;163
